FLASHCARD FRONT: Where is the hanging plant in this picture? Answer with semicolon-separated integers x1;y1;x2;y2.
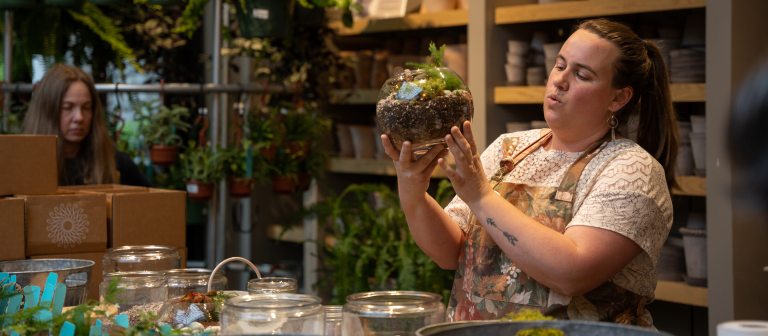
134;100;192;166
180;141;224;201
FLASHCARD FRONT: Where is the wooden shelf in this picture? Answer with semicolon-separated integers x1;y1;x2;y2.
329;9;468;36
266;224;304;244
330;89;379;105
328;158;446;178
494;83;706;104
655;280;708;307
495;0;705;25
672;175;706;197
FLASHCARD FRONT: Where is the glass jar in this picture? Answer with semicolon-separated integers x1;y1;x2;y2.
324;305;343;336
100;271;168;313
376;66;473;157
220;293;324;335
246;277;298;294
103;245;180;274
343;291;445;336
165;268;228;298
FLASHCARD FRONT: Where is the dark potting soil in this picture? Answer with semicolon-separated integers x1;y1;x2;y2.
376;90;473;153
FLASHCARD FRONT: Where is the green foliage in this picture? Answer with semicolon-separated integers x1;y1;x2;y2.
0;277;121;335
134;101;191;146
222;139;261;179
404;42;464;98
306;181;456;304
267;149;300;180
296;0;360;27
67;2;141;71
248;108;278;148
180;141;225;183
174;0;210;38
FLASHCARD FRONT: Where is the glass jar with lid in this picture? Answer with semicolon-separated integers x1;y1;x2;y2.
246;277;297;294
343;291;445;336
100;271;168;313
220;293;324;335
103;245;180;274
165;268;228;298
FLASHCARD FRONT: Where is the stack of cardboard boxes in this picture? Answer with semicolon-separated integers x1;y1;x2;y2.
0;135;187;300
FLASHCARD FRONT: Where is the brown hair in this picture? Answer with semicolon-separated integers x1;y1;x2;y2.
22;64;116;185
578;18;678;188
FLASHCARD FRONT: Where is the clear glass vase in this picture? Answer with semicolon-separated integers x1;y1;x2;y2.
103;245;180;274
376;67;473;157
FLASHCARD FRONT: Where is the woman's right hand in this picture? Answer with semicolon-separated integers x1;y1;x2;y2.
381;134;447;201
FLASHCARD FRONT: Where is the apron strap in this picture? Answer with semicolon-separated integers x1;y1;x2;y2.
490;129;552;185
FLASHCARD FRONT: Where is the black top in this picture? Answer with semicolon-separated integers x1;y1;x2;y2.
62;151;150;187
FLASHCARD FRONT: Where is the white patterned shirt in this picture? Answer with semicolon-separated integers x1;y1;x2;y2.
445;129;673;299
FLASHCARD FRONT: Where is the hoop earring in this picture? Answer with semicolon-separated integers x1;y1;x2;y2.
608;112;618;141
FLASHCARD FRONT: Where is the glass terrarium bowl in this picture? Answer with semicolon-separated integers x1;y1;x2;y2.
376;67;473;157
343;290;446;336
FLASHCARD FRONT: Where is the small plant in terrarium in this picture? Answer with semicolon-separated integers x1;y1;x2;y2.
376;42;474;157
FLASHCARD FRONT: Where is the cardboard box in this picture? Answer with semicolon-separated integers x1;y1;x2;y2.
0;135;58;196
22;193;107;256
31;251;104;301
80;187;186;248
59;184;148;193
0;198;25;261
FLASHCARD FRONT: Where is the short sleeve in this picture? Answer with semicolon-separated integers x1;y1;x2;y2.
568;149;673;266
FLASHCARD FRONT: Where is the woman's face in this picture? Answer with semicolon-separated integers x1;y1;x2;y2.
58;80;93;148
543;29;628;138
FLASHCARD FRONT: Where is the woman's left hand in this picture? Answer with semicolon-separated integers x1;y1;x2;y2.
439;121;494;207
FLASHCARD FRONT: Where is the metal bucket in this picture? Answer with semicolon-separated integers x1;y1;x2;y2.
0;259;95;306
416;320;673;336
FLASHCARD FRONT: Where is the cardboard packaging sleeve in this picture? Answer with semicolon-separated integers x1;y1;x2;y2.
22;193;107;256
0;198;25;261
0;135;58;196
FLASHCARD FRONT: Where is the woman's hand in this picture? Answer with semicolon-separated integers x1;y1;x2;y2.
439;121;494;207
381;135;446;202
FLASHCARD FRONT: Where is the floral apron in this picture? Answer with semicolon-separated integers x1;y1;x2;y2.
447;129;652;326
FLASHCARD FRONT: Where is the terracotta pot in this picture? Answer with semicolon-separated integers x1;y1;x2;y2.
271;176;296;194
229;177;253;198
186;180;214;201
150;145;179;166
260;144;277;162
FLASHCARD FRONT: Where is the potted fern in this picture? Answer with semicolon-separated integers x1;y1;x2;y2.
268;149;300;194
180;141;224;201
222;139;259;198
135;101;191;166
248;107;280;162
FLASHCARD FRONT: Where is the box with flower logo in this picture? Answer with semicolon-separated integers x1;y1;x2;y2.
20;193;107;256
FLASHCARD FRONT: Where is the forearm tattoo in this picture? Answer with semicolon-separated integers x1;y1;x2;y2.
486;217;518;246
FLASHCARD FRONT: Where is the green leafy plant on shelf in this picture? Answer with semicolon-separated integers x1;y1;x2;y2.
406;42;464;98
180;140;224;184
306;180;457;304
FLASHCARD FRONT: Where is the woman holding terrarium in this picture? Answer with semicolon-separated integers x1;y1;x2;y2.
381;18;677;326
23;64;149;187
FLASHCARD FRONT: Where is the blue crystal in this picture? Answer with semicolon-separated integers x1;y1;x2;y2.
396;81;423;100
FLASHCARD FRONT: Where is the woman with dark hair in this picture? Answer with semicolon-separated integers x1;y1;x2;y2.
23;64;149;187
382;18;678;326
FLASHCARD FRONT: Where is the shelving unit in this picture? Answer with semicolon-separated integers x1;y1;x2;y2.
495;0;705;25
655;280;708;308
494;83;706;104
328;9;468;35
